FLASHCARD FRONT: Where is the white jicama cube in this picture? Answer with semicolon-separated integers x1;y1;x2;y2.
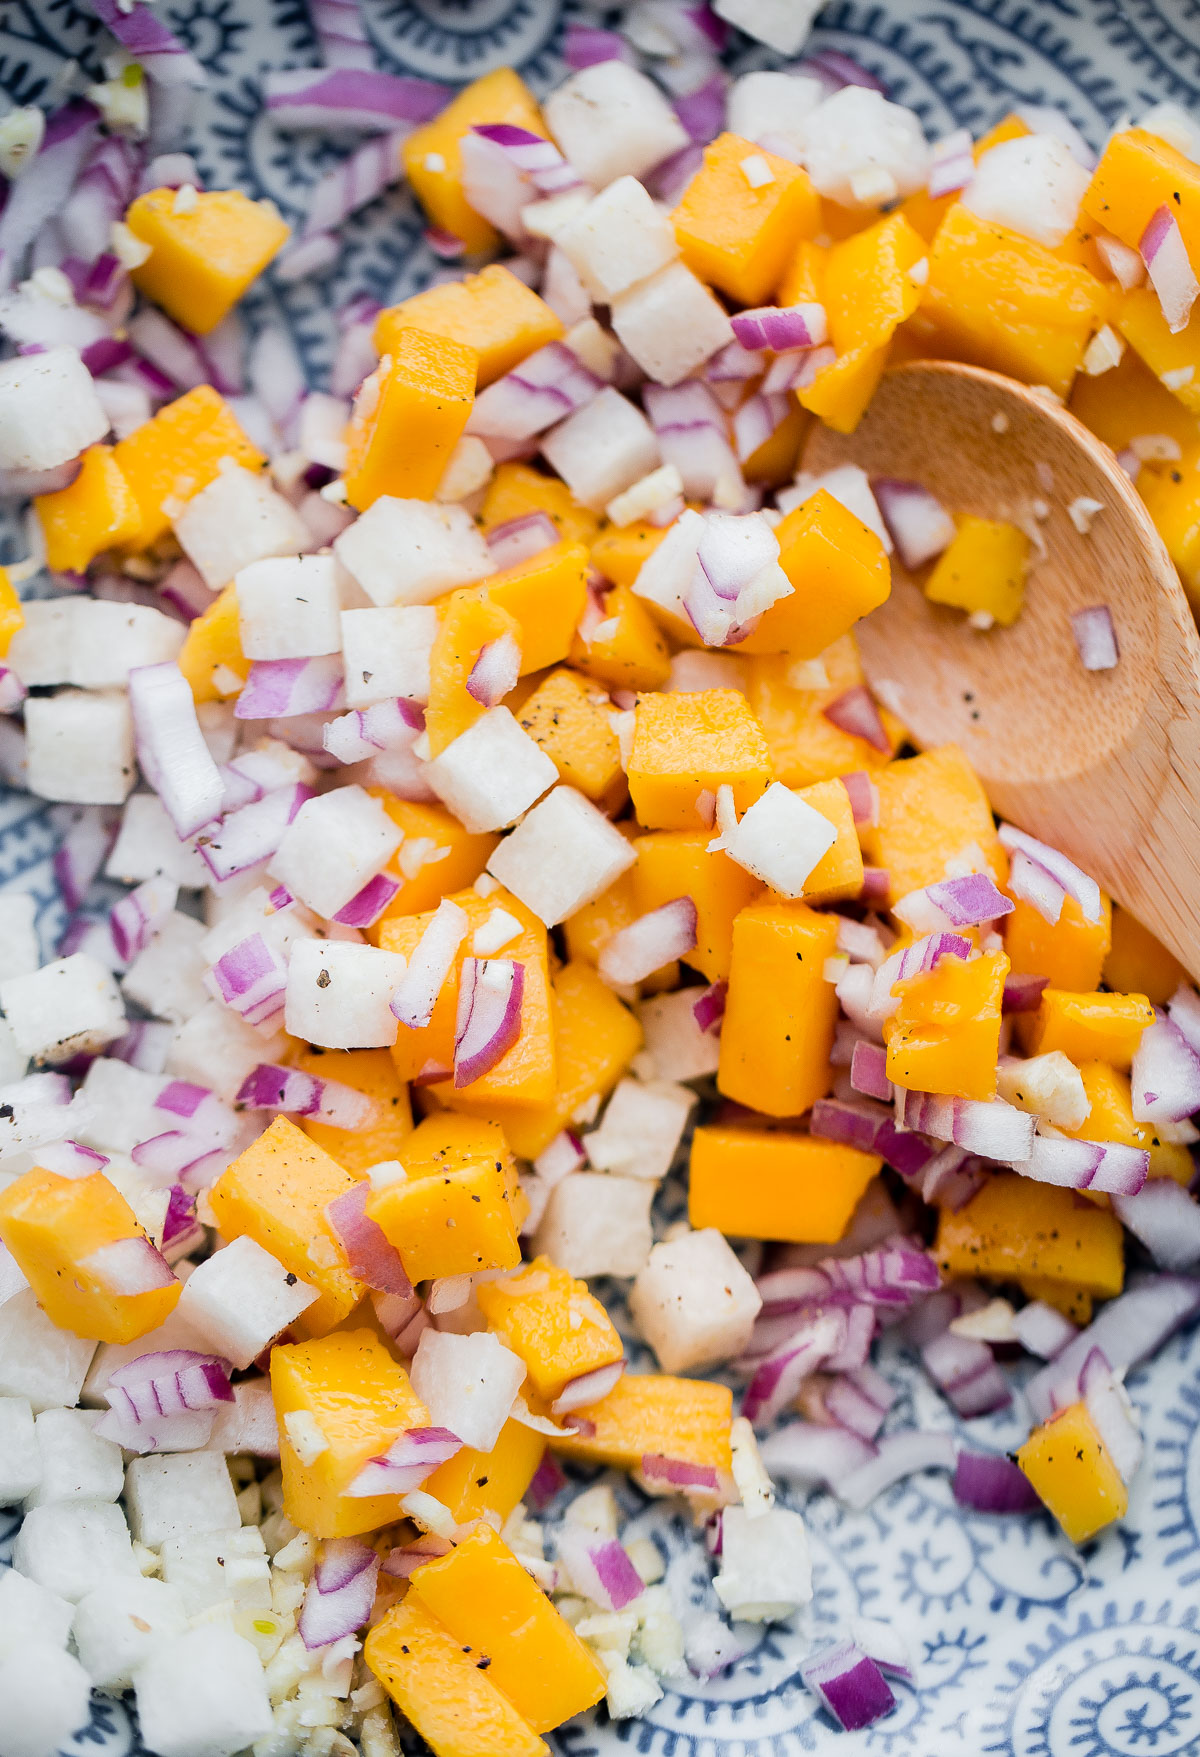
177;1236;318;1369
544;62;689;187
167;999;286;1101
133;1626;274;1757
630;1229;762;1373
74;1057;167;1154
0;346;107;470
723;781;838;896
25;1407;124;1508
426;706;558;834
333;497;492;608
714;0;822;52
585;1078;696;1182
409;1329;526;1453
726;70;824;154
436;433;494;503
122;910;210;1024
632;507;705;629
714;1505;812;1621
536;1172;655;1279
24;690;136;805
0;892;39;982
0;1290;95;1412
270;784;402;918
637;988;721;1082
125;1452;240;1550
13;1499;139;1602
0;1396;40;1504
341;605;438;707
285;938;408;1049
555;176;679;301
68;600;186;689
0;1568;73;1657
108;792;212;888
158;1527;271;1616
0;952;125;1063
486;786;636;925
236;553;342;659
4;602;73;687
172;462;311;590
611;262;735;387
799;87;931;207
542;387;660;511
963;133;1091;248
0;1641;93;1757
72;1575;187;1690
205;1378;279;1456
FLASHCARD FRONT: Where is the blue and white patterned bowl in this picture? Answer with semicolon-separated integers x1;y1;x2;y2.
3;3;1200;1753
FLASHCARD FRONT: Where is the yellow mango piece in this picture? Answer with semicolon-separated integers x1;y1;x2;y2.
177;583;248;704
422;1417;545;1526
935;1172;1124;1298
898;115;1031;245
824;212;927;353
796;341;891;436
1018;1276;1093;1326
550;1372;733;1474
375;265;563;388
368;797;499;932
564;866;638;968
776;236;828;306
590;520;670;589
113;384;265;549
1005;890;1113;994
1105;904;1188;1006
409;1525;606;1733
570;581;671;693
272;1330;430;1538
632;830;762;981
1016;1400;1127;1544
402;69;547;257
35;445;140;573
1115;289;1200;414
885;948;1008;1100
745;636;902;786
0;1168;179;1345
379;887;554;1104
516;668;625;807
427;590;522;757
737;489;891;658
742;401;810;487
864;745;1006;902
628;689;773;830
1064;1062;1194;1185
289;1047;413;1176
672;133;821;305
1068;340;1200;452
1083;127;1200;277
367;1596;548;1757
915;203;1108;396
472;541;589;675
364;1116;522;1282
208;1116;364;1336
795;778;863;902
127;187;289;334
482;462;599;547
1027;989;1155;1070
344;329;475;513
689;1126;880;1241
477;1255;623;1400
924;516;1030;627
0;568;21;657
1138;441;1200;611
718;899;839;1116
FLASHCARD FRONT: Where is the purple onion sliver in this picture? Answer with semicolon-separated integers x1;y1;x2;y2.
1071;604;1120;672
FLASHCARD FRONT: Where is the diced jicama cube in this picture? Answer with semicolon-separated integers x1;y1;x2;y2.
24;1407;123;1508
0;952;125;1063
0;1568;73;1657
426;705;558;834
13;1499;139;1602
726;70;824;155
5;601;73;687
637;988;722;1082
236;554;342;659
544;62;689;188
586;1078;696;1182
486;786;636;926
285;939;408;1049
611;263;735;387
714;1505;812;1621
0;892;38;982
542;387;660;512
124;1452;240;1549
556;176;679;301
270;785;402;919
24;690;136;805
0;346;107;471
72;1575;187;1689
0;1396;40;1504
333;497;492;608
963;134;1091;248
68;600;185;690
172;462;311;590
176;1236;318;1369
205;1378;279;1456
122;911;210;1025
799;88;931;207
0;1290;96;1412
996;1051;1091;1130
630;1228;761;1373
74;1057;167;1154
714;0;822;53
132;1626;274;1757
0;1642;92;1757
721;781;837;896
340;605;438;707
158;1527;271;1615
108;793;212;889
410;1328;526;1453
167;1000;286;1103
535;1172;655;1278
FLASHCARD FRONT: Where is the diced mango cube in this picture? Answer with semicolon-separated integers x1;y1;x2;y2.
672;133;821;305
344;328;476;512
1138;441;1200;612
113;385;265;549
473;542;590;675
402;69;547;257
35;445;141;573
885;948;1008;1100
127;187;289;334
1104;904;1188;1007
736;490;891;658
795;778;863;902
177;582;249;703
1082;128;1200;283
477;1255;623;1400
1116;290;1200;414
1026;989;1155;1070
924;516;1030;627
367;798;499;932
796;341;891;435
516;668;625;807
549;1372;733;1475
1016;1400;1127;1544
363;1117;522;1282
564;865;639;969
422;1417;546;1526
628;689;772;830
427;589;523;756
632;830;762;981
1069;343;1200;453
289;1047;413;1177
1063;1062;1194;1184
1005;890;1113;995
482;462;599;548
718;899;839;1116
590;520;671;589
745;636;902;787
935;1172;1124;1298
824;212;928;353
689;1126;880;1242
375;265;564;387
0;568;22;657
864;745;1006;901
570;581;671;693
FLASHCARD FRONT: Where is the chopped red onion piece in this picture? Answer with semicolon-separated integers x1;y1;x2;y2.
128;662;225;839
274;234;341;283
472;123;584;198
758;1421;878;1490
838;1429;957;1510
1071;603;1119;671
692;980;727;1034
162;1183;202;1253
644;380;740;499
1027;1274;1200;1422
927;127;975;198
552;1359;625;1416
209;931;289;1027
486;511;560;569
822;686;890;753
333;872;401;928
640;1453;722;1492
1113;1178;1200;1271
80;1235;177;1297
109;873;177;963
325;1182;413;1297
839;771;879;827
235;656;344;721
922;1329;1012;1417
893;872;1013;933
1083;1362;1143;1482
802;1640;896;1732
236;1064;378;1131
88;0;206;84
344;1425;462;1497
104;1349;232;1433
323;698;424;766
303;131;408;236
263;68;451;132
731;302;828;352
850;1040;892;1101
674;75;727;146
380;1534;453;1576
298;1538;380;1650
466;632;522;707
1008;848;1066;925
556;1526;644;1612
1131;1015;1200;1124
1012;1299;1077;1360
54;806;118;912
0;104;97;287
1003;972;1049;1014
598;897;699;985
868;931;973;1020
824;1363;896;1442
454;957;525;1087
563;23;634;67
391;897;469;1029
798;49;887;93
872;477;957;570
895;1087;1036;1161
1140;204;1199;334
37;1139;110;1178
732;391;790;463
742;1309;846;1425
952;1450;1041;1513
467;343;603;441
998;833;1100;931
526;1449;568;1510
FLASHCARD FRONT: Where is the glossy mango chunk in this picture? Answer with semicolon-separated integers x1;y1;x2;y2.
516;668;625;807
590;520;671;589
632;830;762;982
1068;343;1200;453
113;385;265;549
737;490;891;658
925;517;1030;627
402;68;547;257
177;582;248;703
35;445;141;573
672;133;821;306
471;541;590;676
1104;904;1188;1007
1115;289;1200;414
776;235;827;307
628;689;772;830
272;1330;430;1539
885;948;1008;1100
1018;1276;1093;1326
1138;441;1200;612
1027;989;1154;1070
795;778;863;902
409;1525;606;1733
864;744;1006;902
570;581;671;693
824;212;928;353
1005;890;1113;995
427;589;523;757
482;462;599;548
290;1047;413;1177
208;1116;365;1336
1063;1062;1194;1185
345;329;476;512
935;1172;1124;1298
796;341;891;435
368;798;499;932
745;638;902;787
477;1255;623;1400
1083;127;1200;281
689;1125;879;1242
127;187;289;334
422;1417;546;1526
564;865;638;968
0;1168;178;1345
0;568;21;656
718;899;839;1116
550;1372;733;1474
1016;1400;1127;1544
363;1118;522;1282
375;265;564;388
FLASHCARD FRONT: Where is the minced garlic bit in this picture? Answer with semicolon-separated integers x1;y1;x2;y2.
1035;461;1055;493
591;616;619;643
282;1411;329;1467
423;151;446;173
366;1159;408;1190
908;256;930;285
949;1296;1018;1342
740;153;775;189
1068;495;1105;534
968;608;996;630
1131;432;1182;462
991;412;1010;433
823;954;850;984
1163;364;1195;391
606;462;684;528
849;164;898;205
0;105;45;179
472;870;501;897
1031;497;1051;521
87;60;149;135
730;1416;775;1517
786;656;830;690
1082;324;1125;375
172;182;200;216
110;218;153;270
472;906;523;956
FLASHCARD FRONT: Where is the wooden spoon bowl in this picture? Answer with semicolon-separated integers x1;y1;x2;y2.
803;360;1200;978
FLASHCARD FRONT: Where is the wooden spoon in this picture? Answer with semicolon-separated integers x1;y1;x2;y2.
802;359;1200;979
